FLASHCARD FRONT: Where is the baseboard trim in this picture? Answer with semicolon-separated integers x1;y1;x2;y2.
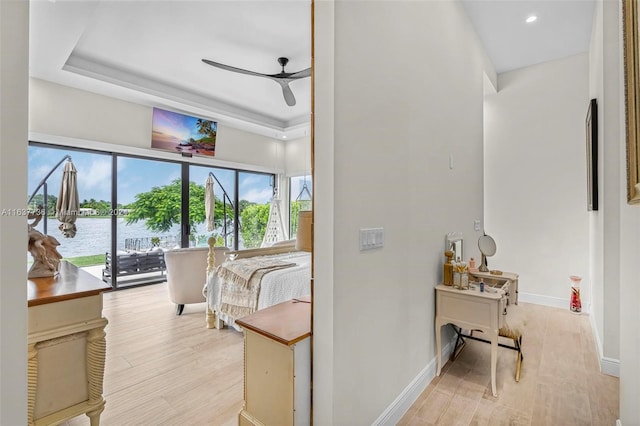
588;309;620;377
601;356;620;377
372;337;456;426
518;292;590;314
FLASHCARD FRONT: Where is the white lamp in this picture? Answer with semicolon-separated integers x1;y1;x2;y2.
295;210;313;252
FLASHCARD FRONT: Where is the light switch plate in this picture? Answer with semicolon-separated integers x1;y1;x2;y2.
360;228;384;251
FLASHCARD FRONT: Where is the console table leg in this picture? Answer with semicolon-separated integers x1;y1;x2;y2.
490;331;498;397
86;322;107;425
87;405;105;426
435;319;443;376
27;343;38;426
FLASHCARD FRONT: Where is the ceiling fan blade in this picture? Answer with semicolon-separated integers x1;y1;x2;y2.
279;81;296;106
288;68;311;79
202;59;268;79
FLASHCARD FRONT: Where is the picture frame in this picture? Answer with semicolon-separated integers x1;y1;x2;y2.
623;0;640;204
586;98;598;211
151;107;217;158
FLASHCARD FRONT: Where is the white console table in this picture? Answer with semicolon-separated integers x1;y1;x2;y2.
435;283;509;397
27;261;111;426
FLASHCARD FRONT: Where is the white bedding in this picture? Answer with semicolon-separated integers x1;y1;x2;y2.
206;251;311;331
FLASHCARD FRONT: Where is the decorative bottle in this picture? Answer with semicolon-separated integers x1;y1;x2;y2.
443;250;454;286
570;275;582;313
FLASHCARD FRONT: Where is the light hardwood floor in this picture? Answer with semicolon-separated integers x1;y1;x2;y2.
399;303;619;425
63;284;618;425
64;283;244;426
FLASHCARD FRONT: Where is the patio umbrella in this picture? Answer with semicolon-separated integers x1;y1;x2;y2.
205;173;215;232
56;159;79;238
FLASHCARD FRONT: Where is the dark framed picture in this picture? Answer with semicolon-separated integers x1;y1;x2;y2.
586;98;598;211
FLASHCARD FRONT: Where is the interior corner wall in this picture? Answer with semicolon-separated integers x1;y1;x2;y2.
28;78;282;170
484;54;590;310
588;0;606;368
0;1;28;423
588;0;621;368
314;1;488;422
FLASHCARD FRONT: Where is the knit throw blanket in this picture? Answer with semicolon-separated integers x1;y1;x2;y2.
218;256;295;319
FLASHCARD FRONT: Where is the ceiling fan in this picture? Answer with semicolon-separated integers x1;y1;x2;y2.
201;57;310;107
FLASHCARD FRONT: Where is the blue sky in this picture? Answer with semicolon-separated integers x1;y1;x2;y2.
28;145;273;206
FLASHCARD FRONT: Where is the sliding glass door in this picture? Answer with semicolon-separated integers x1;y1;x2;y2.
238;171;274;249
28;141;276;286
189;165;236;248
27;144;113;270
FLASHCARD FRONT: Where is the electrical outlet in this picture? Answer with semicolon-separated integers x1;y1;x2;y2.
474;220;481;231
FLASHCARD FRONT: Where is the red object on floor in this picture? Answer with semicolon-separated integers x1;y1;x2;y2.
570;275;582;313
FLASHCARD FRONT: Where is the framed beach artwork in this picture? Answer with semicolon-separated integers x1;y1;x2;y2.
151;108;217;158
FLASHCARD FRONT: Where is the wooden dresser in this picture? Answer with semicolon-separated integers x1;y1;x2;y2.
236;296;311;426
27;261;111;426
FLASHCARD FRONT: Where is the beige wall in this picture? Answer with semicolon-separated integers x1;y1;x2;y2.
29;78;311;174
0;1;28;423
314;0;491;422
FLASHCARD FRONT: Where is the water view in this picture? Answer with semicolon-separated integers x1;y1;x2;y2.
35;217;182;259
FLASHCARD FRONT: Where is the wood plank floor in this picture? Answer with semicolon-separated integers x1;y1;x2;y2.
63;283;244;426
63;285;618;425
399;303;619;425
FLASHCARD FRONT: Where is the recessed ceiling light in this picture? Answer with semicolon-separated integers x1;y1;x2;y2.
282;135;287;139
526;15;538;23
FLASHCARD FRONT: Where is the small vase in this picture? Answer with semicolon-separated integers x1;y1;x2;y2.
570;275;582;313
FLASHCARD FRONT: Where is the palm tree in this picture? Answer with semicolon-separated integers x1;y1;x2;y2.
196;119;212;137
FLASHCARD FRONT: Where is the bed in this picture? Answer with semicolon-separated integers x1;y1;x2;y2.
204;239;311;331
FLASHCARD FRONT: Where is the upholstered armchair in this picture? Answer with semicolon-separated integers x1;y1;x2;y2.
165;246;229;315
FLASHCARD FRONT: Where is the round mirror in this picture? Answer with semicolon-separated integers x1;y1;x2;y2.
478;235;496;256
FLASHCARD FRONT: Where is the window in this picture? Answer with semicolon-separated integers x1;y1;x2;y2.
28;145;112;269
289;175;312;237
117;157;182;252
28;141;275;286
238;171;274;249
189;165;236;248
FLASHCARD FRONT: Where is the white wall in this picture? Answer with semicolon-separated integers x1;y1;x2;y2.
285;135;311;177
0;1;28;423
29;78;288;172
314;1;491;422
588;0;606;369
484;54;590;311
588;0;623;368
594;0;640;422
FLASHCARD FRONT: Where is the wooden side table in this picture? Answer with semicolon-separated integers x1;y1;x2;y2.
27;261;111;426
236;296;311;426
